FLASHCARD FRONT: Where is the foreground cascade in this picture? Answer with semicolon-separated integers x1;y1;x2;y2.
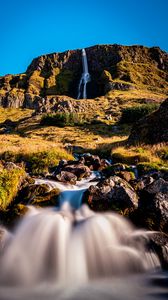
0;203;160;286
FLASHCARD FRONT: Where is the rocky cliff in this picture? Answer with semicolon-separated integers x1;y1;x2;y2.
0;44;168;109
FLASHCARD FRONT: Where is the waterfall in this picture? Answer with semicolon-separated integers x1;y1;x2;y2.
0;206;160;287
0;174;164;300
77;49;91;99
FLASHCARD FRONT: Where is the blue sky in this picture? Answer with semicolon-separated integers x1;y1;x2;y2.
0;0;168;75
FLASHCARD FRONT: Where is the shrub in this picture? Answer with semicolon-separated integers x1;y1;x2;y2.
40;112;86;127
120;103;159;124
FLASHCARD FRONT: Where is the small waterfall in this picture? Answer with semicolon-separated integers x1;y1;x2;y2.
35;172;99;209
0;170;164;300
0;206;160;287
77;49;91;99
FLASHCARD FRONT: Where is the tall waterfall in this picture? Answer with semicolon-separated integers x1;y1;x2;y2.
77;49;90;99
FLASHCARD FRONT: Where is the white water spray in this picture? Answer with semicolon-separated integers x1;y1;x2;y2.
0;174;163;300
0;205;160;287
77;49;90;99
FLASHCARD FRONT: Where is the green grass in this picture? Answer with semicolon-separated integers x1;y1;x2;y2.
0;167;26;211
40;112;87;127
0;149;73;175
119;103;159;124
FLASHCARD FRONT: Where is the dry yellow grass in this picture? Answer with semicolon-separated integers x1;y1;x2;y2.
111;143;168;166
0;108;33;123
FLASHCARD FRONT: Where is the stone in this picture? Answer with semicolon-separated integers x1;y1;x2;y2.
17;183;60;207
56;171;77;184
83;176;138;214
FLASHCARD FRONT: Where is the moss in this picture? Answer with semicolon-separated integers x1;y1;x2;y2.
101;70;113;82
137;162;163;176
56;70;74;94
0;149;73;175
120;103;159;124
111;61;168;93
40;112;86;127
112;151;150;165
27;71;44;95
31;188;60;207
0;167;26;211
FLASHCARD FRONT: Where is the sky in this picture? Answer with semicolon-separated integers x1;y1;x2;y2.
0;0;168;76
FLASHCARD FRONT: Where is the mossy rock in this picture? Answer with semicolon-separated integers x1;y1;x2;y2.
112;152;150;165
31;188;60;207
27;71;44;95
137;162;161;176
0;166;26;211
18;184;60;207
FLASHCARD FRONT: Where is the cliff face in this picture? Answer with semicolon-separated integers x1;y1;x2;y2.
0;44;168;108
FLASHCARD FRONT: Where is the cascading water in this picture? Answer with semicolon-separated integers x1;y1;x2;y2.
77;49;90;99
0;173;167;300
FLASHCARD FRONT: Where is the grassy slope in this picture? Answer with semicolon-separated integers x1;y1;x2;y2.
0;88;167;171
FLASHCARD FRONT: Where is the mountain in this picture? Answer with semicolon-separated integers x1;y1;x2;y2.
0;44;168;109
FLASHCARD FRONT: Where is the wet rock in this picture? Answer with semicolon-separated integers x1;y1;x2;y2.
56;171;77;184
54;159;91;181
63;164;91;180
83;176;138;214
17;183;60;207
82;154;102;171
144;178;168;195
135;178;168;233
102;163;127;177
147;232;168;269
116;171;135;182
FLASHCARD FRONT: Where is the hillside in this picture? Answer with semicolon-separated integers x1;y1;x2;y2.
0;44;167;112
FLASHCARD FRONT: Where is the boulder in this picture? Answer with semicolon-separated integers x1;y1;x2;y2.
54;159;91;181
16;183;60;207
134;178;168;233
56;171;77;184
83;176;138;214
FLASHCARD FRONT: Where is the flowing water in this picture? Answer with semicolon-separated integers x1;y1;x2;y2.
77;48;90;99
0;173;168;300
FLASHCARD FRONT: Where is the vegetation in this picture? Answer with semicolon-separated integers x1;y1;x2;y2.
111;144;168;168
40;112;87;127
0;149;73;175
119;103;159;124
0;166;26;211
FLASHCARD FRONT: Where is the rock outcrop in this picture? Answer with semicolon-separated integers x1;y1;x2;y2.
83;176;139;214
0;44;167;109
128;98;168;144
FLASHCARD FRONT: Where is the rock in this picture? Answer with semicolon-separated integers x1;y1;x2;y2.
134;178;168;233
83;154;101;170
105;81;134;93
116;171;135;182
4;162;23;170
146;232;168;269
56;171;77;184
83;176;138;214
54;159;91;181
16;183;60;207
130;231;168;270
0;45;167;108
128;98;168;145
144;178;168;195
63;163;91;180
